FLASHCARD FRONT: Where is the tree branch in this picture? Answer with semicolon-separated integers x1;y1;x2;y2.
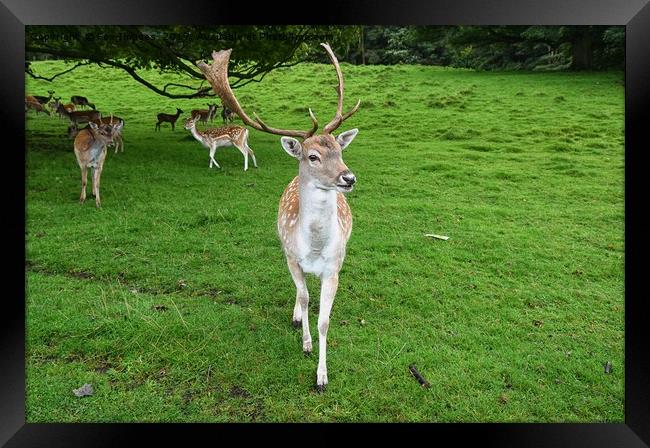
26;61;91;82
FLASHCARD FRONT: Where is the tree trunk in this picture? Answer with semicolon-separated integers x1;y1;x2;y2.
571;28;593;70
359;26;366;65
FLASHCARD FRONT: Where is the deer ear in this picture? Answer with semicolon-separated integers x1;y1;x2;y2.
336;129;358;150
280;137;302;159
88;122;98;130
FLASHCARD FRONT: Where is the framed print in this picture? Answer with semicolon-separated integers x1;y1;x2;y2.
2;0;649;445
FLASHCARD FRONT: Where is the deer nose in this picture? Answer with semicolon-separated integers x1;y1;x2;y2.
341;172;356;186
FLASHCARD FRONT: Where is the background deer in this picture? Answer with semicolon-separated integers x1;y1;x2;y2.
51;97;76;119
190;104;217;125
25;96;50;115
70;95;96;110
221;105;235;124
32;90;56;105
198;43;360;392
183;115;257;171
155;108;183;131
56;103;101;129
73;119;123;208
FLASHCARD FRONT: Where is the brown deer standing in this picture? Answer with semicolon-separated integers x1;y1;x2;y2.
183;115;257;170
221;105;235;124
155;108;183;131
51;97;76;119
73;119;123;208
56;102;101;129
190;104;217;125
198;43;360;392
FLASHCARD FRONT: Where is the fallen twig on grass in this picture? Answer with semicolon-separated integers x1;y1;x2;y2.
424;234;449;241
408;364;430;388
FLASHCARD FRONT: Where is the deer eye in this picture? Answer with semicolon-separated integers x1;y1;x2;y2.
308;155;320;162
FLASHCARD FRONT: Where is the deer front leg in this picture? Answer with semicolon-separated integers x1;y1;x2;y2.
286;258;312;354
210;146;220;169
93;166;102;208
316;273;339;392
93;152;107;208
79;166;88;203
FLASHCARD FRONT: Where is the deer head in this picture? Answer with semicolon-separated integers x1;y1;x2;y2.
198;43;361;192
88;119;123;144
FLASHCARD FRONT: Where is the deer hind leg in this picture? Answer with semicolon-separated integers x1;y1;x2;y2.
316;273;339;392
286;258;312;354
233;143;249;171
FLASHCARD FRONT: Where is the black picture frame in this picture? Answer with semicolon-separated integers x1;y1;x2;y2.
3;0;649;445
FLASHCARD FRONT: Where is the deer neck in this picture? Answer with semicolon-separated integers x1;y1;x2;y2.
189;125;205;143
297;169;338;242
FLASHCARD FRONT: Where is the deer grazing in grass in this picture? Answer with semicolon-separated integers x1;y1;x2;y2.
183;115;257;171
70;95;96;110
73;119;123;208
69;115;125;153
155;108;183;131
51;97;76;119
32;90;56;105
56;102;101;129
25;96;50;115
198;43;360;392
191;103;217;125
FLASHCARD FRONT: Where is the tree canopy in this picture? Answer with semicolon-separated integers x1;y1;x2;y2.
26;25;624;100
26;25;359;98
349;26;624;71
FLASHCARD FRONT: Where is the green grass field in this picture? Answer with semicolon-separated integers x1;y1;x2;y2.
25;60;624;422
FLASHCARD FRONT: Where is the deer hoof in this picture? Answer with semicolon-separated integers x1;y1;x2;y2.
292;320;301;329
315;384;326;393
303;350;312;357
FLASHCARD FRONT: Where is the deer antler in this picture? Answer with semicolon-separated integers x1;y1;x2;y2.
198;49;318;140
321;43;361;135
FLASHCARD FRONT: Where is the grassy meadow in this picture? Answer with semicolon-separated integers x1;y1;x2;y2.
25;60;625;422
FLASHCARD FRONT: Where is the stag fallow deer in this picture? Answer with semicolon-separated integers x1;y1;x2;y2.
155;108;183;131
73;119;123;208
69;115;125;153
183;115;257;170
198;43;360;392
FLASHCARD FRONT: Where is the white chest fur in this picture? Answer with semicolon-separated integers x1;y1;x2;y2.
296;183;345;277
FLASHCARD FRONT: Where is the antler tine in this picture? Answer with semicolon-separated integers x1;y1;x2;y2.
252;107;318;138
198;49;318;140
321;43;361;134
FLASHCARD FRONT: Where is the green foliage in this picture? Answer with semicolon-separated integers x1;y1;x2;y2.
354;26;624;71
26;61;624;422
26;26;360;97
